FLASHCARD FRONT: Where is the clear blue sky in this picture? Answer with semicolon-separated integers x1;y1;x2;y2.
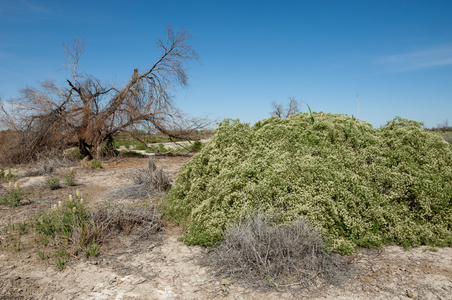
1;0;451;128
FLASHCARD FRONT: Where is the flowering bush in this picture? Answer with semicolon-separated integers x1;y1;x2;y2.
164;113;452;253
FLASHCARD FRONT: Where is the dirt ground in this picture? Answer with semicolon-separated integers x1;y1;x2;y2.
1;155;451;299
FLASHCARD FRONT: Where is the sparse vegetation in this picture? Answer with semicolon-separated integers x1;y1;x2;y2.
1;188;164;270
121;150;145;157
88;160;102;169
0;182;24;207
107;157;171;200
0;167;18;181
68;148;86;160
165;114;452;254
45;177;61;190
34;194;96;268
63;168;77;186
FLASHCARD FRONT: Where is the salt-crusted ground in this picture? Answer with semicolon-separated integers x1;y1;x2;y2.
1;156;451;299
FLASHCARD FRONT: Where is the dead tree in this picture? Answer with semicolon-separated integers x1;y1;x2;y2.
0;27;207;163
271;97;300;119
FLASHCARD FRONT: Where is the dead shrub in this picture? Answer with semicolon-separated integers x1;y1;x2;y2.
23;156;75;177
131;158;172;191
107;158;171;200
94;203;164;239
203;213;348;290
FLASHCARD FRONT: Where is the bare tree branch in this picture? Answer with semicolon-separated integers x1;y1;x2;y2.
271;97;300;119
0;27;210;164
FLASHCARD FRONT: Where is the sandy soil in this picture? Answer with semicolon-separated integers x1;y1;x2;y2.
1;156;451;299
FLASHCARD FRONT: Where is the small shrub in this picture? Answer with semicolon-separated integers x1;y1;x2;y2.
83;241;99;259
131;158;171;191
23;157;75;177
68;148;86;160
0;168;18;181
94;202;164;237
55;249;67;270
88;160;102;169
0;182;24;207
33;193;97;269
107;158;171;200
191;141;203;152
45;177;61;190
63;168;76;186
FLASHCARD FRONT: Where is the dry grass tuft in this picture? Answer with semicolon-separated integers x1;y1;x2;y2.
107;158;171;200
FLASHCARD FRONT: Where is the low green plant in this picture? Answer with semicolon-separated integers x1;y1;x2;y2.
134;143;149;151
114;139;134;149
12;238;23;252
157;143;169;153
55;248;67;270
423;246;439;252
89;160;102;169
0;182;24;207
121;150;145;157
191;141;203;152
83;240;99;258
37;249;49;260
0;168;18;181
45;177;61;190
63;168;76;186
38;235;50;247
35;194;91;241
33;193;98;270
68;148;86;160
17;222;28;235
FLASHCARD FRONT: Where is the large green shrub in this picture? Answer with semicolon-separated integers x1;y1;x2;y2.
164;113;452;253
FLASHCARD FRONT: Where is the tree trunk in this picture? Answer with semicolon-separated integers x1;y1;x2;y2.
78;138;93;160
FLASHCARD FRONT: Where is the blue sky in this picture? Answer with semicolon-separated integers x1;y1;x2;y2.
1;0;451;128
